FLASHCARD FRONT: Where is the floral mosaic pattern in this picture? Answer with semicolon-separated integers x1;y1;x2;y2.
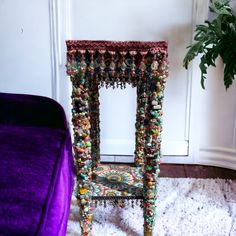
92;164;143;198
66;40;168;236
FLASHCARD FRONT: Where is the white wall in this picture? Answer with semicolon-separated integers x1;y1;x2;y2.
0;0;52;97
188;57;236;170
182;0;236;170
68;0;193;158
62;0;236;169
1;0;236;169
99;86;137;155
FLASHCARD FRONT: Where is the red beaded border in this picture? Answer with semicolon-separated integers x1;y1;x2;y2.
66;40;167;54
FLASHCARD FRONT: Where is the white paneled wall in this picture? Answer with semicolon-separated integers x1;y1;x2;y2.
59;0;236;169
99;86;137;156
69;0;194;158
0;0;52;97
1;0;236;169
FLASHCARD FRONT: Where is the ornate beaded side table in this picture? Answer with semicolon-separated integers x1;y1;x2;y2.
66;40;168;236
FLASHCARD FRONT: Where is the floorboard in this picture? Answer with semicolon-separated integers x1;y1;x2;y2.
159;164;236;179
101;162;236;179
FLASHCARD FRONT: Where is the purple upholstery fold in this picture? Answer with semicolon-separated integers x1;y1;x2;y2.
0;93;75;236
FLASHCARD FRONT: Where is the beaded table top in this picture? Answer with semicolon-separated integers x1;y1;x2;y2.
66;40;168;88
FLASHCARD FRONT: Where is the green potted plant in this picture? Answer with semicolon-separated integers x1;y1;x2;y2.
183;0;236;89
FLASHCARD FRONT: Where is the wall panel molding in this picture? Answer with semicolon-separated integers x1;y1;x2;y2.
48;0;60;101
101;139;188;156
199;147;236;170
101;146;236;169
65;0;72;39
184;0;210;144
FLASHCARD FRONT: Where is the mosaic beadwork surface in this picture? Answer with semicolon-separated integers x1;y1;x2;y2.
66;40;168;236
91;164;144;199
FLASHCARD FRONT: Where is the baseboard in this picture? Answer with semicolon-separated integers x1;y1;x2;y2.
100;155;134;163
100;139;189;156
101;147;236;171
100;155;194;164
198;147;236;171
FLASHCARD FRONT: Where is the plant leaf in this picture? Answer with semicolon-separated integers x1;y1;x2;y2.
183;42;203;69
183;0;236;89
199;55;208;89
210;0;232;16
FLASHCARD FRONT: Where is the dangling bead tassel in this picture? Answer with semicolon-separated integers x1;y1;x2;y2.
99;50;106;82
105;72;110;89
129;51;137;85
120;51;127;88
139;51;147;82
88;50;95;77
158;62;167;78
95;200;98;208
109;51;116;88
79;50;87;75
121;199;126;208
120;51;127;74
104;200;107;208
112;199;118;207
109;51;116;80
151;54;159;75
140;200;143;208
131;199;134;208
97;73;104;88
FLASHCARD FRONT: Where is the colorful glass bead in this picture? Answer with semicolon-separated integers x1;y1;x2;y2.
79;188;89;195
151;61;159;71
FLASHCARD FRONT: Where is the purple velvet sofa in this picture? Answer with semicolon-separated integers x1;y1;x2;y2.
0;93;74;236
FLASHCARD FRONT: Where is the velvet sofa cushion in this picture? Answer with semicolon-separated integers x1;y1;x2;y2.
0;93;67;129
0;93;75;236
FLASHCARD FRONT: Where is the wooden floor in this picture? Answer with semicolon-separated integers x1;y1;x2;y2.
159;164;236;179
103;162;236;179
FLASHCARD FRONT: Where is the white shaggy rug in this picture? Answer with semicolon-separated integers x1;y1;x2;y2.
67;178;236;236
